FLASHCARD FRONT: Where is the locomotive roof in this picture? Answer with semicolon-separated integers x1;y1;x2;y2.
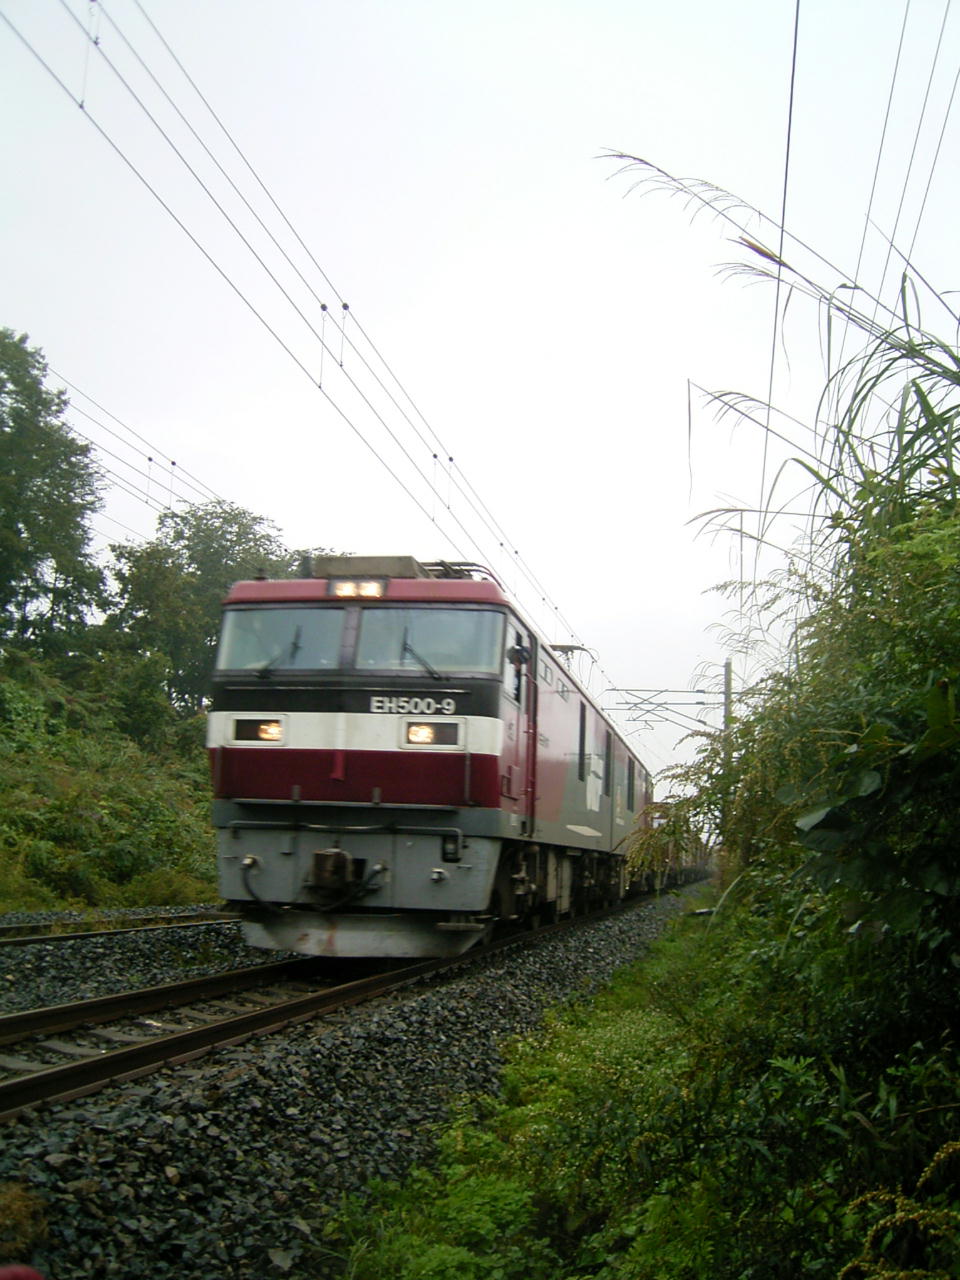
223;578;509;605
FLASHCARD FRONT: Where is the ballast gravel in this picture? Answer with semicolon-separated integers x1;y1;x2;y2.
1;917;286;1015
0;894;695;1280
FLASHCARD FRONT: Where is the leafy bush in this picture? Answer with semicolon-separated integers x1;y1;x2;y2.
327;889;960;1280
0;659;215;911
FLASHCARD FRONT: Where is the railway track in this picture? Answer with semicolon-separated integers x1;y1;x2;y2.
0;905;634;1124
0;954;446;1123
0;910;238;947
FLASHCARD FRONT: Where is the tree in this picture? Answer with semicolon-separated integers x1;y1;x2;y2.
107;499;305;710
0;329;105;649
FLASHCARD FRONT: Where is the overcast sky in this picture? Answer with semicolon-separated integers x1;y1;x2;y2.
3;0;958;774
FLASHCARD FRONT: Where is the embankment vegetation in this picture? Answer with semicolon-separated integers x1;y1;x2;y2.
323;885;960;1278
0;326;312;913
321;186;960;1277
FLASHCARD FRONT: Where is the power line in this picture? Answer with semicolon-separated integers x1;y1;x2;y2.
906;16;960;262
839;0;912;373
4;3;661;745
117;0;489;505
67;419;184;509
52;368;222;501
100;0;466;486
872;0;952;319
0;9;487;567
66;403;213;505
759;0;802;556
607;152;906;336
93;511;153;542
90;0;592;648
49;3;532;584
67;423;172;514
130;0;346;304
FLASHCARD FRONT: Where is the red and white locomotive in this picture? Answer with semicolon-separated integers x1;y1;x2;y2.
208;556;653;957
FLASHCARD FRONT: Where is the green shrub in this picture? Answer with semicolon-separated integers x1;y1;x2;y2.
117;866;214;907
329;889;960;1280
0;663;215;912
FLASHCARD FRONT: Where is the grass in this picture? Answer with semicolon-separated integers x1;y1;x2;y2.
319;880;960;1279
0;1183;48;1262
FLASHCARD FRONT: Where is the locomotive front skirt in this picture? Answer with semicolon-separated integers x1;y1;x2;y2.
208;557;653;957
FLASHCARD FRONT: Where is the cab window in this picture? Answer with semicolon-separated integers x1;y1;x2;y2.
356;607;504;675
216;607;345;671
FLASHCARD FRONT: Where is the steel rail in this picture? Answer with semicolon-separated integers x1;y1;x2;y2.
0;957;323;1045
0;900;644;1123
0;955;451;1122
0;913;238;947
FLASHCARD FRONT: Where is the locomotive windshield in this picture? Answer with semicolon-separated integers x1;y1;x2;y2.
356;608;503;675
215;605;504;676
216;607;346;671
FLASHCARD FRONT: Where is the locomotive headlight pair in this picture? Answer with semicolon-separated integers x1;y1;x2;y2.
330;579;384;598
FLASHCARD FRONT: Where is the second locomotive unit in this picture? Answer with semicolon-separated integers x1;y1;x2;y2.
208;556;652;957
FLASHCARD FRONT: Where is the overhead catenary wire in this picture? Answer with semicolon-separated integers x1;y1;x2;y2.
871;0;953;323
608;153;906;335
117;0;490;495
837;0;913;374
66;418;189;511
758;0;801;552
49;1;546;597
0;9;491;570
66;424;180;516
126;0;452;458
906;24;960;264
52;368;223;502
90;0;590;648
66;403;215;506
113;0;466;472
16;1;598;664
93;511;154;541
4;2;673;735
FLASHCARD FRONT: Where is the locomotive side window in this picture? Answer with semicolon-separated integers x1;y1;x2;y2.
627;758;636;810
216;607;345;671
578;702;587;780
355;608;504;675
603;730;612;796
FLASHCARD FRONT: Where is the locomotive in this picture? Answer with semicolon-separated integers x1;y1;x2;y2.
208;556;653;957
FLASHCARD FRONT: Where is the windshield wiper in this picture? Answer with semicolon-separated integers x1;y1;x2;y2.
401;627;443;681
256;625;302;678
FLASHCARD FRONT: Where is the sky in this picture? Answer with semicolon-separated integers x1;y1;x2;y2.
3;0;959;776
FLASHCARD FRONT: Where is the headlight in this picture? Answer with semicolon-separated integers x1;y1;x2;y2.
234;719;284;743
405;722;459;746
